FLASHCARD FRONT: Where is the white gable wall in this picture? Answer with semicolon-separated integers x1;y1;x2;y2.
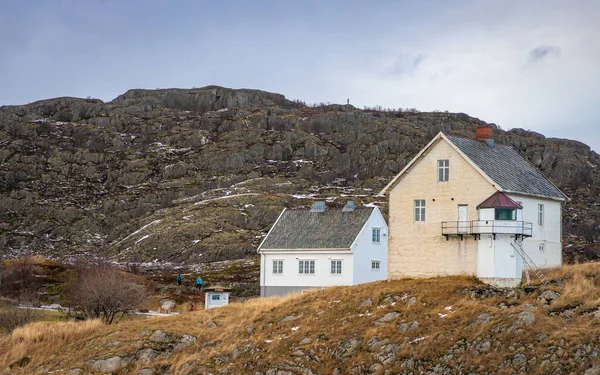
352;207;388;284
507;194;562;268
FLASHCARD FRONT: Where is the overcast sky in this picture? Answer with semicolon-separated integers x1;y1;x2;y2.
1;0;599;151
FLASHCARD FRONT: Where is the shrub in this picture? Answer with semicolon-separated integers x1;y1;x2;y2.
0;305;41;334
68;260;148;324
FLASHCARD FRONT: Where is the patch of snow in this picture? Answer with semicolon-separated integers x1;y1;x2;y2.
135;234;151;245
194;193;260;206
292;159;313;166
113;220;162;246
291;194;317;199
216;108;228;112
408;336;428;344
192;240;201;245
438;313;447;318
182;215;193;220
265;340;273;343
167;147;191;154
445;306;452;311
291;326;299;331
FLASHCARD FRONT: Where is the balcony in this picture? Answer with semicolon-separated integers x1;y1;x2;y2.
441;220;532;240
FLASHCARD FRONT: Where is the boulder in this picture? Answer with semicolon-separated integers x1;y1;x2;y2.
160;301;176;314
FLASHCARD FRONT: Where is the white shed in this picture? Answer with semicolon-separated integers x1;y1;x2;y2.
204;286;231;309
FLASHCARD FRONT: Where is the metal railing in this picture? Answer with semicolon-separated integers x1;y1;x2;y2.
441;220;532;238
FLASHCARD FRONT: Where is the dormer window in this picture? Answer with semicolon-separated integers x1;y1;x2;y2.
437;160;449;182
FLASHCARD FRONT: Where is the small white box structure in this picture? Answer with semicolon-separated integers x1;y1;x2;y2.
204;286;231;309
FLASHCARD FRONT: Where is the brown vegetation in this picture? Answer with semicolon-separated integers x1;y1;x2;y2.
0;263;598;374
68;261;148;324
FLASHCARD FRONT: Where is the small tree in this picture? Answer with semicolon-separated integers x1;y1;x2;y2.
576;219;599;244
69;261;148;324
0;256;39;303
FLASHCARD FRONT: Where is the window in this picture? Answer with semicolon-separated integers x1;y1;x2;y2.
539;243;545;252
495;208;516;220
272;260;283;274
211;294;221;301
330;260;342;274
414;200;426;222
371;260;381;271
299;260;315;274
437;160;449;182
538;204;544;226
372;228;381;243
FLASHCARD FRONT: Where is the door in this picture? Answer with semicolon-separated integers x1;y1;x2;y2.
458;205;468;233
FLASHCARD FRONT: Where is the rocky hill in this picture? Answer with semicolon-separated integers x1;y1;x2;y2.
1;263;599;374
1;86;599;264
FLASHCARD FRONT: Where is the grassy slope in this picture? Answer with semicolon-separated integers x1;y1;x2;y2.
1;263;599;374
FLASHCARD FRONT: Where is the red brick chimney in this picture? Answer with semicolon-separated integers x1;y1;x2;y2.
475;125;495;148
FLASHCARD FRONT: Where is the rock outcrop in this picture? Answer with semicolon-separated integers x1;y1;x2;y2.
1;86;599;264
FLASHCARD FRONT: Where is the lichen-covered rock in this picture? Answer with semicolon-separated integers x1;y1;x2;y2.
89;356;132;373
149;330;171;343
375;312;400;325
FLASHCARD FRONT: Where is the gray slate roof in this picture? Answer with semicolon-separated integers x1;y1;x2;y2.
446;135;566;200
259;208;375;250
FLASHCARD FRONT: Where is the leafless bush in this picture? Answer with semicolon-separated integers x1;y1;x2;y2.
0;256;39;303
68;260;148;324
0;304;41;334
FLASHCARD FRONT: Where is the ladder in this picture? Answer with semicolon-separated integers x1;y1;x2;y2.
511;238;548;286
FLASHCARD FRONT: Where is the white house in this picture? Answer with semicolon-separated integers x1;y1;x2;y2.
258;201;388;297
380;126;567;287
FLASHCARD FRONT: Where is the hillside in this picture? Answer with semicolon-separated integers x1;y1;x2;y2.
1;263;599;374
1;86;600;265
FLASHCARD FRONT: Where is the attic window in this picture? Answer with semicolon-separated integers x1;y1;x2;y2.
437;160;449;182
414;200;426;222
372;228;381;243
495;208;516;220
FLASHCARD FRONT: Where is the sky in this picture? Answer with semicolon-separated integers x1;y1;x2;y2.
1;0;599;151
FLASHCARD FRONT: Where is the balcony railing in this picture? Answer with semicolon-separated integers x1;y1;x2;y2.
441;220;532;240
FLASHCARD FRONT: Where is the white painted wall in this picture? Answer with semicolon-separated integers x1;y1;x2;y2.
205;291;230;309
351;207;388;284
507;194;562;268
262;251;354;288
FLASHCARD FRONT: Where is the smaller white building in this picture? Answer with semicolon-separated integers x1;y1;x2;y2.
204;286;231;309
258;201;388;297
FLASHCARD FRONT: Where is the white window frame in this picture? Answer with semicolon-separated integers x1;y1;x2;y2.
372;227;381;243
330;260;342;274
414;200;426;222
538;204;544;226
371;260;381;271
272;259;283;274
298;260;315;275
437;159;449;182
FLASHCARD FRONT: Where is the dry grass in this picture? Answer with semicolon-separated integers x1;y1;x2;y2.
1;263;599;374
0;319;103;369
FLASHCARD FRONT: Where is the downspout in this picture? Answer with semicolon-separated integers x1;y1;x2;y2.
261;253;266;297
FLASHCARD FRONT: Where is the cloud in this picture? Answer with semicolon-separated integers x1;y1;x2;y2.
388;54;427;77
528;45;560;63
